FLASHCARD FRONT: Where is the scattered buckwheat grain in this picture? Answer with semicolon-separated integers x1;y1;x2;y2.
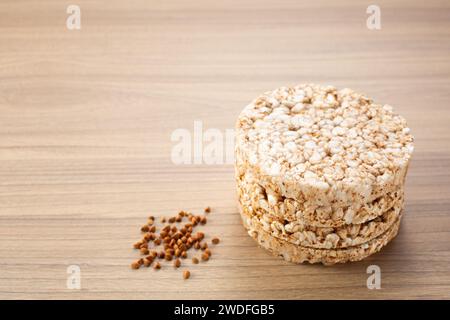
201;252;210;261
131;208;219;279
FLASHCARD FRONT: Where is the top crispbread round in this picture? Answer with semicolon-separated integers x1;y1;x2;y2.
235;84;414;207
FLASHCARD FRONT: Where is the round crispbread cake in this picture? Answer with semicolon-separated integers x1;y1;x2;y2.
236;84;414;210
236;168;404;228
238;183;403;249
239;202;402;265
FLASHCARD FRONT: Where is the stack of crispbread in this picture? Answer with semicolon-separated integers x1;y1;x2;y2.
235;84;413;265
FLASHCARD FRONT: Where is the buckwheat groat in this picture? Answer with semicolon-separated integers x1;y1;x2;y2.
237;169;404;227
239;203;402;265
236;84;414;210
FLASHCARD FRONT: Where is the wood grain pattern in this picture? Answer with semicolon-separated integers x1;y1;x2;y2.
0;0;450;299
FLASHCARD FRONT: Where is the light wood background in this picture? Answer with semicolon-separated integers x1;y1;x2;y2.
1;0;449;300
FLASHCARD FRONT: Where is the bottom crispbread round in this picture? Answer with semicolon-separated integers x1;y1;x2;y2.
239;203;401;265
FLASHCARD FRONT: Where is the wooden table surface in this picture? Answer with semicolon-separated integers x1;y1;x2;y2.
1;0;450;300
